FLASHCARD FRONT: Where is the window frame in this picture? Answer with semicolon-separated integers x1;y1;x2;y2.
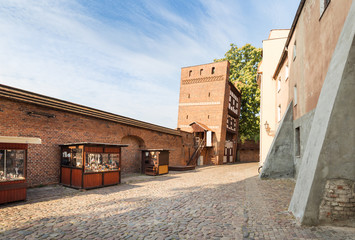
285;64;289;80
293;41;297;61
294;85;298;106
295;127;301;157
320;0;331;19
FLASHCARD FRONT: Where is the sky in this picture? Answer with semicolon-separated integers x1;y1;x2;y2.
0;0;300;129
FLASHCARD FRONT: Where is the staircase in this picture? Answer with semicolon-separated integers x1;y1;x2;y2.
187;138;205;166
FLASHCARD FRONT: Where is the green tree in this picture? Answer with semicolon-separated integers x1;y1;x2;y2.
215;43;262;142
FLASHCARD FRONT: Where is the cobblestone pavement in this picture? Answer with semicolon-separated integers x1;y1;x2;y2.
0;163;354;240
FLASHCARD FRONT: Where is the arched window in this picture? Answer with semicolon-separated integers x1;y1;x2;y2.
211;67;215;74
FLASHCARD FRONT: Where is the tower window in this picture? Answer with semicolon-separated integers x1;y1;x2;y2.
188;93;190;98
208;115;210;119
208;92;210;97
186;115;188;119
293;41;297;61
200;69;203;75
211;67;215;74
189;70;192;77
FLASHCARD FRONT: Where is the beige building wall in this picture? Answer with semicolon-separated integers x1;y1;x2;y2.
270;0;352;164
274;0;352;121
258;30;289;166
260;0;354;224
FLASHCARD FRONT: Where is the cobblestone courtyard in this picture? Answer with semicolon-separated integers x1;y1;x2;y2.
0;163;354;240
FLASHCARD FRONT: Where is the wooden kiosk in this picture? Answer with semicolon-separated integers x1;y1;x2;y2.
141;149;170;176
0;143;27;204
60;142;128;189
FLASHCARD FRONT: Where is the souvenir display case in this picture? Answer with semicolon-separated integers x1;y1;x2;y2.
141;149;170;176
0;143;27;204
60;143;128;189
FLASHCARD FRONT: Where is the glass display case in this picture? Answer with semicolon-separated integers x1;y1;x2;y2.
61;147;83;168
0;150;25;182
60;143;128;189
85;153;119;172
0;143;27;204
141;149;170;176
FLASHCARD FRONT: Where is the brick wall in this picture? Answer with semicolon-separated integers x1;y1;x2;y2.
319;179;355;222
238;141;259;163
0;97;194;186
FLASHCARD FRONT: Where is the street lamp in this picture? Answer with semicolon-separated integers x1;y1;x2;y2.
264;121;271;132
264;121;275;136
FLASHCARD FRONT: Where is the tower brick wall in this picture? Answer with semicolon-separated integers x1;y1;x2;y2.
177;61;241;165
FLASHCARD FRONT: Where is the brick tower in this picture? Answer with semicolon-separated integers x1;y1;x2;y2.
177;61;241;165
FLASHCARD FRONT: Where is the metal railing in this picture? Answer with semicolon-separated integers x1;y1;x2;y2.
187;138;205;166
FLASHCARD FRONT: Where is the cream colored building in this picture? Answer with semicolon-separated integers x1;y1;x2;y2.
257;29;289;166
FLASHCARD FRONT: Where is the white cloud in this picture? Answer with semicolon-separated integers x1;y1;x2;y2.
0;0;299;128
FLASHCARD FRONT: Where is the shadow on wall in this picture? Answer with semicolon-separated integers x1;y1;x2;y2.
121;135;146;174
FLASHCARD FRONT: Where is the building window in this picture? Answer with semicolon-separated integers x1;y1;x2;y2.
189;70;192;77
211;67;215;74
208;92;210;97
277;77;281;92
208;115;210;119
228;90;239;115
320;0;331;17
200;69;203;75
293;41;297;61
186;115;188;119
278;105;281;122
294;85;298;106
188;93;190;98
295;127;301;157
285;64;289;80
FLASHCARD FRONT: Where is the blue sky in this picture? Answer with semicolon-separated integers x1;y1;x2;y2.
0;0;300;129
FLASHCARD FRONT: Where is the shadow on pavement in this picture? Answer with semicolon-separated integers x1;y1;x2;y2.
1;173;354;239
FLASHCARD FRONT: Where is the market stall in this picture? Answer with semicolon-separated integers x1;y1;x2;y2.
0;136;41;204
141;149;170;176
0;143;27;204
60;142;128;189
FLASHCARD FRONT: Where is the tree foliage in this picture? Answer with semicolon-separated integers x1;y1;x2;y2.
215;44;262;142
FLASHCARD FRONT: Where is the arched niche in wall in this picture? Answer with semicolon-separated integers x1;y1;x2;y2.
121;135;146;174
